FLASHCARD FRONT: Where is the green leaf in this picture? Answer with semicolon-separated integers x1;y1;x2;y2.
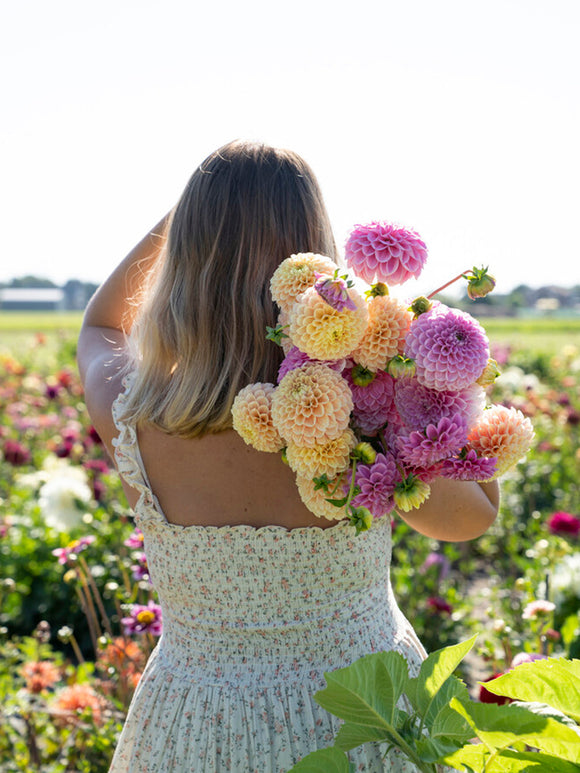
441;744;580;772
481;658;580;724
407;634;477;716
333;721;392;751
315;650;410;728
561;614;580;650
287;746;351;772
511;701;580;731
450;697;580;763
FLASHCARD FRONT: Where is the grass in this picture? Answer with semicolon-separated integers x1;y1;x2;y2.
0;312;579;356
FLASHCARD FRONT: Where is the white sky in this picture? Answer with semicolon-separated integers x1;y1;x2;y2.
1;0;579;297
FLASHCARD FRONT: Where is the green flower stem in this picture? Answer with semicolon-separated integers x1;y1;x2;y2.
79;555;114;639
427;270;470;300
346;460;358;506
379;726;438;773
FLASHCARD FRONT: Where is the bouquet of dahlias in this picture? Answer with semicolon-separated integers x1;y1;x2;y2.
232;222;534;533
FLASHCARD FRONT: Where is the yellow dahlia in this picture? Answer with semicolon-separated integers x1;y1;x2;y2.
231;383;284;453
288;286;369;361
467;404;535;478
271;364;353;447
270;253;339;313
286;428;357;479
352;295;412;371
296;474;349;521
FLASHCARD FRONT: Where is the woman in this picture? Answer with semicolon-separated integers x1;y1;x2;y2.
78;140;499;772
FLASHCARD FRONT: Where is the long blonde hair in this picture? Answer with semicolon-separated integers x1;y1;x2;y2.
122;140;338;437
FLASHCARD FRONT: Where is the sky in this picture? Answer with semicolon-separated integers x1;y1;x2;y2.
2;0;579;298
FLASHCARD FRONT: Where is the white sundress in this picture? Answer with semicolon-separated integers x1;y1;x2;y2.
108;375;429;773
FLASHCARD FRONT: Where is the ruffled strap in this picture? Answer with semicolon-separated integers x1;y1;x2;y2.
111;372;165;524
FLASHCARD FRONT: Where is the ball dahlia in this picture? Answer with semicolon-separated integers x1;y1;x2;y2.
344;367;399;436
288;285;368;361
351;295;412;371
277;346;345;384
345;222;427;286
285;428;357;479
404;304;489;391
271;364;353;447
350;452;399;518
270;253;338;313
295;474;349;521
467;404;534;477
231;383;284;453
394;378;485;432
440;449;498;481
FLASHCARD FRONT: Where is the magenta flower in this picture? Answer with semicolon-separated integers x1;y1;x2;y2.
440;449;498;481
52;536;96;565
547;511;580;537
344;367;399;435
394;378;485;432
404;305;489;391
345;222;427;285
121;601;163;636
511;652;548;668
420;552;451;580
131;552;150;582
3;439;31;466
351;452;399;518
124;528;145;549
426;596;452;614
314;273;357;312
397;414;468;467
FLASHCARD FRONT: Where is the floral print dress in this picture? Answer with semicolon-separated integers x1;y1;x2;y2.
108;374;427;773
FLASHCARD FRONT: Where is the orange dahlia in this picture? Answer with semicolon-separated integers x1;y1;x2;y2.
22;660;60;693
467;404;534;477
288;286;368;361
352;295;412;371
231;383;284;453
286;428;357;479
296;473;349;521
52;683;105;726
270;253;339;313
272;364;353;447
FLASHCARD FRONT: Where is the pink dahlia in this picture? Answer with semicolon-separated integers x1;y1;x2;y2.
394;377;485;432
440;449;498;481
121;600;163;636
351;295;412;371
467;404;535;477
314;273;357;312
522;600;555;620
547;511;580;537
344;367;399;436
404;305;489;391
351;452;399;519
231;383;284;453
277;346;345;384
345;222;427;286
397;414;468;468
271;364;353;447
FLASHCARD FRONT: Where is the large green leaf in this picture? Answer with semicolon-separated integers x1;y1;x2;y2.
482;658;580;724
413;676;474;762
287;746;351;772
407;635;477;718
333;721;392;751
315;650;410;728
441;744;580;772
450;697;580;763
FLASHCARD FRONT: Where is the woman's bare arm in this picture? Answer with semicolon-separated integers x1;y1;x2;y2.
396;478;500;542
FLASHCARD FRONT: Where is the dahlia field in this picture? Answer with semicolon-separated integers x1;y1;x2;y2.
1;319;579;771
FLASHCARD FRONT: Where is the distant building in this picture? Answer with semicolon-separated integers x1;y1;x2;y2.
0;287;65;311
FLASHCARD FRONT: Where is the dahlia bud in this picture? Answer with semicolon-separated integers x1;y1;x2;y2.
464;266;496;300
350;364;376;387
409;296;433;318
349;506;373;534
476;358;501;387
280;447;289;465
393;474;430;512
351;442;376;465
314;272;357;312
367;282;389;298
386;355;416;379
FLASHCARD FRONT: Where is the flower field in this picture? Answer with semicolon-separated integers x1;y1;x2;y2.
0;315;579;771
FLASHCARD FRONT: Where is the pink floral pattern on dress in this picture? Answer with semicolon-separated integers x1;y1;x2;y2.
109;374;431;772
